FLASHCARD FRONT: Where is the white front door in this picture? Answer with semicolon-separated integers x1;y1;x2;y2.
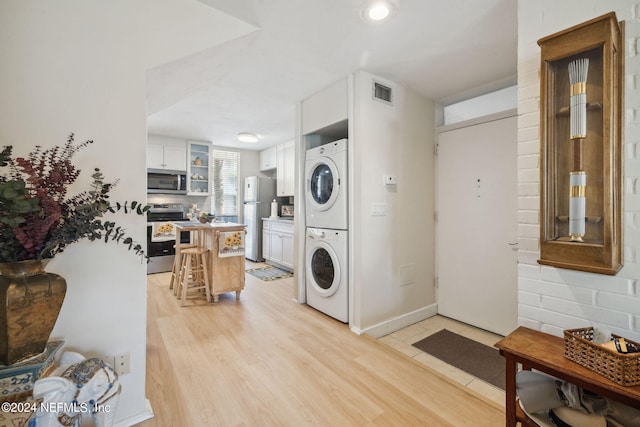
436;114;518;336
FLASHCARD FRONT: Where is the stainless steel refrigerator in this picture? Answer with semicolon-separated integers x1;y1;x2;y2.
243;176;276;261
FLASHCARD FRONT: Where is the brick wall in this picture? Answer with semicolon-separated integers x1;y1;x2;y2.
517;1;640;340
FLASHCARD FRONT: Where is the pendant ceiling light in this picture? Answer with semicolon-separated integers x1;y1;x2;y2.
237;132;260;143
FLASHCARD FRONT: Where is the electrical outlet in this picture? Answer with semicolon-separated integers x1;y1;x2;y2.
115;352;131;376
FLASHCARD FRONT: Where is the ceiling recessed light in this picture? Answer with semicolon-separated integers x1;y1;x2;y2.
361;1;396;22
237;132;260;143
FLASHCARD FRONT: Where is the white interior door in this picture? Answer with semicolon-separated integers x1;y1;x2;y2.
436;114;518;336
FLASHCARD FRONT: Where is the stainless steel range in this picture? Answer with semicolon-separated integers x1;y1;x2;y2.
146;204;190;274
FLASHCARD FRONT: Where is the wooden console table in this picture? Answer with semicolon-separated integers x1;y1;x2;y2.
495;326;640;426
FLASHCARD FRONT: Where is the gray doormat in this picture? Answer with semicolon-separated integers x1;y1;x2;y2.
246;266;293;281
412;329;505;390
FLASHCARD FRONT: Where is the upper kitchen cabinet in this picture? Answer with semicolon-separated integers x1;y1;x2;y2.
259;146;277;171
301;77;348;135
277;141;295;197
187;141;211;196
147;138;186;171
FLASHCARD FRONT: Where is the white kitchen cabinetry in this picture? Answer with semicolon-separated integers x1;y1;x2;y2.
187;141;210;196
276;141;295;197
259;146;277;171
147;140;186;170
262;219;294;271
301;77;348;135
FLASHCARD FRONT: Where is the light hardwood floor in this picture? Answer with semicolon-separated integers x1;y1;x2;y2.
141;262;504;426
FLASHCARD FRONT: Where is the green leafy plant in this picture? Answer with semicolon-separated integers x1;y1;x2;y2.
0;134;149;262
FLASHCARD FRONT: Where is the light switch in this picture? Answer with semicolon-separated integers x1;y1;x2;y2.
383;175;397;185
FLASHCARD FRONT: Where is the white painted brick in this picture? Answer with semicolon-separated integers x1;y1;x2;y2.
518;317;542;331
518;154;539;169
518;196;539;211
540;324;565;338
518;98;539;115
596;291;640;315
518;168;539;183
519;304;591;330
620;263;640;281
518;196;540;211
518;210;539;225
517;65;539;87
519;263;541;280
518;224;539;238
518;127;539;144
540;266;633;294
540;296;629;328
629;36;639;56
518;1;640;339
519;111;539;128
627;141;638;161
518;237;539;252
518;250;540;266
518;139;540;155
518;290;541;307
521;278;593;304
518;183;539;197
625;212;638;230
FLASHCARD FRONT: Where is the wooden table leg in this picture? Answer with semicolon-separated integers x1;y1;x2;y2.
504;353;517;427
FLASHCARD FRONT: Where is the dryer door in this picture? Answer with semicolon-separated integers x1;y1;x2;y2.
306;157;341;212
306;240;341;297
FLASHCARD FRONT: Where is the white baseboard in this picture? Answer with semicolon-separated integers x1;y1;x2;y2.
114;398;154;427
352;304;438;338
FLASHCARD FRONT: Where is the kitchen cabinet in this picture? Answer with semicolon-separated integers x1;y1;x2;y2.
148;140;186;170
301;77;348;135
262;219;294;271
187;141;210;196
276;140;295;197
259;146;277;171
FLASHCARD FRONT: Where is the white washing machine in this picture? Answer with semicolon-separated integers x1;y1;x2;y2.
305;227;348;323
305;139;348;230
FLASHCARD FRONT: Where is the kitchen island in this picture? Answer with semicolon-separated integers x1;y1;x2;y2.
174;221;246;302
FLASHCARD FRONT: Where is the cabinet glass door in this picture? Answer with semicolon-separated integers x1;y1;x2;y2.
188;142;210;195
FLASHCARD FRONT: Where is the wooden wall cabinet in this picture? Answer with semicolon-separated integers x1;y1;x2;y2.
537;13;623;275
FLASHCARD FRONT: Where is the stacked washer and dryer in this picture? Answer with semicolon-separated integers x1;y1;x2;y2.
304;138;349;323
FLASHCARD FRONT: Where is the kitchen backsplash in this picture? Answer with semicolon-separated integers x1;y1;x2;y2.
147;194;212;213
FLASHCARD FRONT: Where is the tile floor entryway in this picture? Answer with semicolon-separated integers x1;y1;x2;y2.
378;315;506;407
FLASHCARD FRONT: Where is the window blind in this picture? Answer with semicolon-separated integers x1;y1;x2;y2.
211;150;239;217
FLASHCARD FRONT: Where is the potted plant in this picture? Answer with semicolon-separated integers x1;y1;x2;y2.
0;134;148;365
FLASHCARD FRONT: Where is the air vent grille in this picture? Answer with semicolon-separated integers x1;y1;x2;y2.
373;81;393;105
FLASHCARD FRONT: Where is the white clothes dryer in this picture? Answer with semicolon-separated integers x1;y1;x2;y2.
305;227;348;323
305;139;348;230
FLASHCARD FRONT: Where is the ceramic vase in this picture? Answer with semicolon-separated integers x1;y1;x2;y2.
0;260;66;366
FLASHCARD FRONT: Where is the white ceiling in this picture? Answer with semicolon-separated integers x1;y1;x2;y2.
146;0;517;151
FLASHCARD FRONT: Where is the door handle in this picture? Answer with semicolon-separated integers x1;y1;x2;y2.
508;242;518;246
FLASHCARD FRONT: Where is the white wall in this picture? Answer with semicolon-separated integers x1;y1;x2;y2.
351;71;437;336
0;1;252;424
517;2;640;340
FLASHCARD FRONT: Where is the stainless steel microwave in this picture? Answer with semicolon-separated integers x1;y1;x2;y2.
147;169;187;195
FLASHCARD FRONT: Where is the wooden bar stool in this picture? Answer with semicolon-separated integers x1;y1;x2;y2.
175;247;211;306
170;243;197;294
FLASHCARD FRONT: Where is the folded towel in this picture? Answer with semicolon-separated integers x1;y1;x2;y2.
219;231;244;258
151;222;176;242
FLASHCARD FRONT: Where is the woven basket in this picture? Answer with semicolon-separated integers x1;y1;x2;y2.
564;327;640;386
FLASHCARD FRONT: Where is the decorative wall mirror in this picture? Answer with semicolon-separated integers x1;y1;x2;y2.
537;12;623;275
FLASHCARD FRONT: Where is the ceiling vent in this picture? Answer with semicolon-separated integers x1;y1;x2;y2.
372;81;393;105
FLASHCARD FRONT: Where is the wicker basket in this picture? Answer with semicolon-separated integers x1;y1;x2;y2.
564;327;640;386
